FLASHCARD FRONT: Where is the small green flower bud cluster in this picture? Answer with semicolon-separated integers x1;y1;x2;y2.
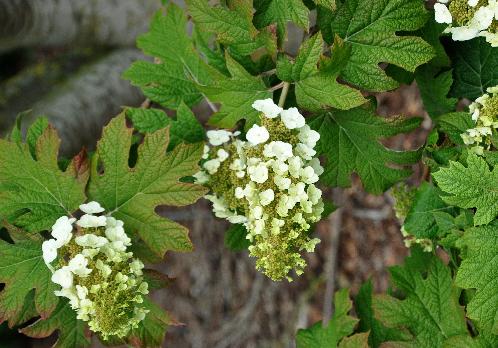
42;202;149;340
194;99;324;281
434;0;498;46
461;85;498;155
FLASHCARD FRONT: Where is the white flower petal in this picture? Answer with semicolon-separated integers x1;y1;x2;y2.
252;98;282;118
246;124;270;145
79;201;105;214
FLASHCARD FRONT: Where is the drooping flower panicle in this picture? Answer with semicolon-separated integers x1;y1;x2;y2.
195;99;324;281
434;0;498;46
42;202;149;339
461;85;498;154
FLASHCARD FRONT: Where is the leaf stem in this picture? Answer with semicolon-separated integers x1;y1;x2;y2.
260;68;276;77
278;82;290;108
269;81;284;92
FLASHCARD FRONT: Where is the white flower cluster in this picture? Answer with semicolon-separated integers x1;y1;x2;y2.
42;202;149;339
461;85;498;154
434;0;498;46
195;99;324;281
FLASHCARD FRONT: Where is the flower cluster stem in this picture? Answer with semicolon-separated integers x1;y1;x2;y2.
278;82;291;108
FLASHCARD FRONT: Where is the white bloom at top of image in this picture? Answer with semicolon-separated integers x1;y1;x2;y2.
448;26;480;41
75;233;109;248
434;3;452;24
77;214;107;228
263;141;293;160
217;149;229;162
280;107;305;129
246;124;270;145
252;98;282;118
76;285;88;300
42;239;58;264
51;216;75;247
248;163;269;183
79;201;105;214
468;0;479;7
52;266;73;288
207;130;232;146
470;6;494;30
298;125;320;148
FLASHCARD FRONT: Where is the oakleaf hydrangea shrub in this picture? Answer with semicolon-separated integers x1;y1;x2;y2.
2;0;498;346
196;99;323;280
43;202;149;339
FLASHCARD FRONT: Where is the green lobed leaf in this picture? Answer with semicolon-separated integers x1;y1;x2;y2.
433;153;498;226
310;103;422;194
444;333;498;348
202;53;272;128
356;280;409;348
374;255;468;347
403;182;450;239
88;114;208;258
224;224;251;251
296;288;358;347
330;0;434;92
0;238;58;326
311;0;336;10
126;104;205;150
448;37;498;100
254;0;310;43
0;124;86;232
187;0;276;56
283;35;366;111
455;223;498;334
415;66;457;119
124;4;213;109
21;299;90;348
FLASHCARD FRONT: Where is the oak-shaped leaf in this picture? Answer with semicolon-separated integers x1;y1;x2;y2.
296;288;358;347
456;223;498;334
277;34;366;111
433;153;498;226
0;237;58;327
310;103;422;194
330;0;434;91
374;255;468;346
88;114;208;258
125;103;205;149
202;53;272;128
0;121;86;232
124;4;213;109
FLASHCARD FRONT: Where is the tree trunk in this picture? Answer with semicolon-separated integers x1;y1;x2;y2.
0;0;160;52
23;49;147;156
